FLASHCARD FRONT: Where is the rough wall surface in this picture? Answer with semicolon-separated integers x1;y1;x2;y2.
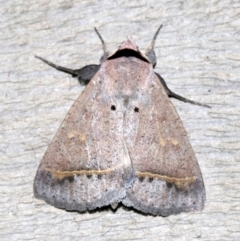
1;0;239;240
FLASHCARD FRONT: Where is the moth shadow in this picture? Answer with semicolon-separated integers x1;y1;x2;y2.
65;203;149;216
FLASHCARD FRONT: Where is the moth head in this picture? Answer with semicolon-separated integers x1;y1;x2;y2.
118;37;139;52
107;38;150;64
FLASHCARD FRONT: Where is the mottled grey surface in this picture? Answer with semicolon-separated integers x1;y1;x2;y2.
1;0;239;241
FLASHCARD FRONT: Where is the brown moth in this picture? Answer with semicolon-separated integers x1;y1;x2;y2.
34;25;208;216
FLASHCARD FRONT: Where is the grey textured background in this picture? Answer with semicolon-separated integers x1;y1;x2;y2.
1;0;239;240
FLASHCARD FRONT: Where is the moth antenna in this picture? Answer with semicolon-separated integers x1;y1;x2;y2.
94;27;109;63
146;24;163;67
147;24;163;53
94;27;107;53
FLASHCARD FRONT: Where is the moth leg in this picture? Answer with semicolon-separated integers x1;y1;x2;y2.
156;73;211;108
35;55;100;86
146;24;163;68
94;27;110;63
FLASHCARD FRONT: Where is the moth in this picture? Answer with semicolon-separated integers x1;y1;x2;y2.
34;25;208;216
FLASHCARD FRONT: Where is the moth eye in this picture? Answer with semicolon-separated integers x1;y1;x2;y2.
134;107;139;112
111;105;116;111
